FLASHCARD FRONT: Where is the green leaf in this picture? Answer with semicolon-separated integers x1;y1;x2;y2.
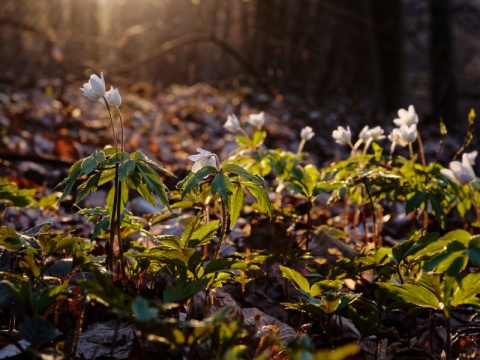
252;130;266;147
246;184;273;217
0;226;27;251
181;166;218;197
107;151;130;165
377;282;442;310
131;150;175;177
81;155;98;175
452;273;480;307
118;159;136;181
466;236;480;266
310;280;344;297
203;258;254;275
155;235;182;249
221;163;264;183
163;278;211;304
136;162;170;208
406;190;426;214
131;296;158;321
234;135;252;146
190;220;220;246
279;265;310;293
56;161;83;203
229;183;244;229
211;172;233;205
181;212;202;247
76;172;101;205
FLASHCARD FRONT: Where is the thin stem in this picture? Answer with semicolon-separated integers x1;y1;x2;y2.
103;97;118;151
305;198;312;251
416;132;430;229
297;139;306;156
363;180;379;247
116;107;125;152
115;175;125;284
108;165;119;274
416;132;427;171
213;198;228;260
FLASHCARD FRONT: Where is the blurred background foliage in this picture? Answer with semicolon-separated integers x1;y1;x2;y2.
0;0;479;129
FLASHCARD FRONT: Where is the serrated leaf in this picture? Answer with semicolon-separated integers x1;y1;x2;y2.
211;172;233;205
118;159;136;181
57;161;83;203
252;130;266;146
136;162;170;209
107;151;130;165
378;282;442;310
0;226;27;251
181;212;202;247
221;163;264;183
81;155;98;175
76;172;101;205
155;235;182;249
181;166;218;197
229;183;244;229
131;150;175;177
279;265;310;293
246;184;273;217
190;220;220;246
234;135;253;146
310;280;344;297
452;273;480;307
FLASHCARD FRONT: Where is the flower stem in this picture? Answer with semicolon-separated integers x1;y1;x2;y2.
213;198;228;260
116;107;125;152
103;98;118;151
297;139;306;156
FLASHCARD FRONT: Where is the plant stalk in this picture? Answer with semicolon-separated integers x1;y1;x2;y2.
213;198;228;260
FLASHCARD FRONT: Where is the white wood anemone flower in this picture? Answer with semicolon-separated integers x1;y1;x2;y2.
246;112;265;127
300;126;315;141
80;72;106;101
103;86;122;108
393;105;419;127
188;148;220;173
441;152;477;186
224;114;240;132
332;126;352;146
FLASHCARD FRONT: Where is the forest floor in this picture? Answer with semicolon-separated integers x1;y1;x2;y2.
0;81;478;359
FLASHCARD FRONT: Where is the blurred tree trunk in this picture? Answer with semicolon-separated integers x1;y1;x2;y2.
254;0;287;89
69;0;99;67
430;0;456;124
370;0;404;113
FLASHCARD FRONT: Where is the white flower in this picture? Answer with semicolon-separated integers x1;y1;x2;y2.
465;151;478;166
224;114;240;132
388;124;417;152
188;148;220;173
359;125;385;142
332;126;352;146
300;126;315;141
441;153;477;186
80;72;106;101
246;112;265;127
103;86;122;108
393;105;418;127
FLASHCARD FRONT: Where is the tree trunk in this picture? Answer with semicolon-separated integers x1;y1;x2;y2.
430;0;456;125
